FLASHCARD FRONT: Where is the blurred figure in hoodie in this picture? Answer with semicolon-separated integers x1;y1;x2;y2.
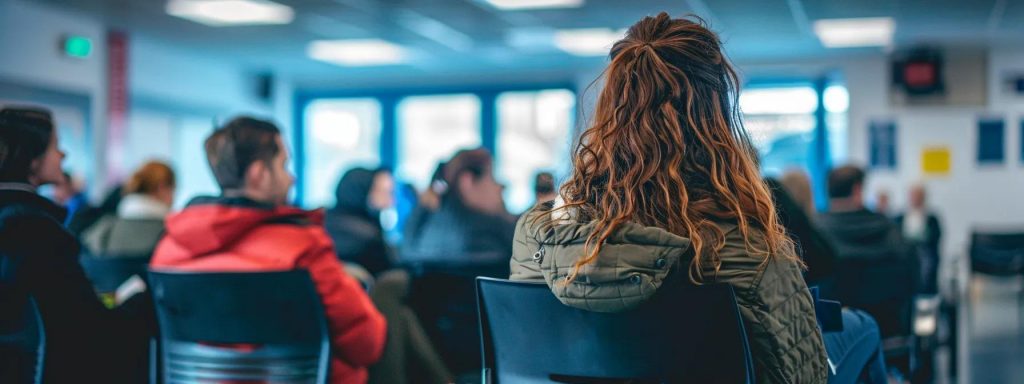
150;116;386;384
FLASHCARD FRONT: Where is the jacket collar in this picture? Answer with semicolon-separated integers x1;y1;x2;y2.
118;194;171;219
0;187;67;222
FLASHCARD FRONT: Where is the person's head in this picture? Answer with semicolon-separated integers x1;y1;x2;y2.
124;161;176;207
0;107;65;187
204;116;292;205
875;190;890;214
552;13;795;282
334;167;394;217
780;169;815;216
908;184;926;210
533;171;557;203
827;165;866;210
443;148;506;215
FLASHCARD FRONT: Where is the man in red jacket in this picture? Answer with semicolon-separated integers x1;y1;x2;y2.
151;116;386;384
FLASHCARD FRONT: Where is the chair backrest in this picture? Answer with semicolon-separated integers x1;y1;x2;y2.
970;230;1024;276
79;256;149;294
405;261;510;376
833;256;917;338
476;277;753;384
148;270;329;384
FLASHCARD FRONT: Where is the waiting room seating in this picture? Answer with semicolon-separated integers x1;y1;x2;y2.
475;277;753;383
970;230;1024;276
149;270;329;384
404;261;510;379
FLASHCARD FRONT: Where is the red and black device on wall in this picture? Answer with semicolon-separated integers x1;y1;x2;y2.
892;48;945;96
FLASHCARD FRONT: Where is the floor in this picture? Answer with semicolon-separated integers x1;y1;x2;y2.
964;275;1024;384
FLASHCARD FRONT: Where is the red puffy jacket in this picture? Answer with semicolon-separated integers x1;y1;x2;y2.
150;197;387;384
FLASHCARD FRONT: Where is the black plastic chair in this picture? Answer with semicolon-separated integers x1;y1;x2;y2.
970;230;1024;276
0;297;44;384
149;270;329;384
79;255;149;294
405;261;510;378
476;277;754;384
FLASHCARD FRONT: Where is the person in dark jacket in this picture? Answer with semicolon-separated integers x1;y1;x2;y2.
401;149;516;264
765;177;838;293
325;167;395;276
895;184;942;293
818;165;918;340
0;106;152;383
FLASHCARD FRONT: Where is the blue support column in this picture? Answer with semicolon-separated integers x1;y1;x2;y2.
812;78;832;212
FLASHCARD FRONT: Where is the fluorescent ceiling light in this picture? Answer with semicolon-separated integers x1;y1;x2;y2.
166;0;294;27
308;39;408;66
554;28;624;56
485;0;583;10
739;87;818;115
813;17;895;48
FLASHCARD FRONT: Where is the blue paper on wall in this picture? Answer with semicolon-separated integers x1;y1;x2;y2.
869;120;897;169
977;118;1005;164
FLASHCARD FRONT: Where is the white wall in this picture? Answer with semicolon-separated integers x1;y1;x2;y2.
842;49;1024;261
0;0;292;195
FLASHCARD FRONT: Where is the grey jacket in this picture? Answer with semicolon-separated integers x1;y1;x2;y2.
510;209;829;383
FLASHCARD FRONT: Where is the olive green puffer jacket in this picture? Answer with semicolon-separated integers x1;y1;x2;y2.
510;209;828;383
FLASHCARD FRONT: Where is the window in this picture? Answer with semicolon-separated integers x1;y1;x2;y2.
824;84;850;164
739;86;818;177
303;98;382;208
397;94;481;189
495;89;575;213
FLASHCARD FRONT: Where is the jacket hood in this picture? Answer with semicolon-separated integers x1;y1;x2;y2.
332;168;378;220
513;209;695;312
161;196;323;260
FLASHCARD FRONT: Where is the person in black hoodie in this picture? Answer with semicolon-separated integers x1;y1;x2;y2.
325;167;395;276
0;106;151;383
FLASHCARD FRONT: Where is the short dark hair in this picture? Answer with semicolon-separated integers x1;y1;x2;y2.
204;116;281;190
534;172;555;195
0;107;55;183
827;165;865;199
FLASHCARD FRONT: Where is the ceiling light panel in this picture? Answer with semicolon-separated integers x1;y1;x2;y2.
554;28;625;57
166;0;294;27
813;17;895;48
485;0;584;10
308;39;408;66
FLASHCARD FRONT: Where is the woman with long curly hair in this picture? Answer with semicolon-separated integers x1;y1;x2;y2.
511;13;886;383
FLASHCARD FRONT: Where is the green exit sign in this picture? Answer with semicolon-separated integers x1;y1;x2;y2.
62;35;92;58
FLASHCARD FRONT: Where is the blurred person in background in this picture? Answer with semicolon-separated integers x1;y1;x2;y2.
83;161;175;260
401;148;516;264
766;176;838;295
325;167;395;276
895;184;942;293
48;170;88;225
780;168;816;216
0;106;152;383
532;171;557;207
874;189;891;217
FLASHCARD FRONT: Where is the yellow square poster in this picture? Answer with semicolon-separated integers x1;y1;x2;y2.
921;147;951;175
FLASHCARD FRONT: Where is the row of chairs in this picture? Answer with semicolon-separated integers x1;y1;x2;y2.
4;262;756;383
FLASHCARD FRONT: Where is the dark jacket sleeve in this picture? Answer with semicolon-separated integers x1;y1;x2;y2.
2;213;154;381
